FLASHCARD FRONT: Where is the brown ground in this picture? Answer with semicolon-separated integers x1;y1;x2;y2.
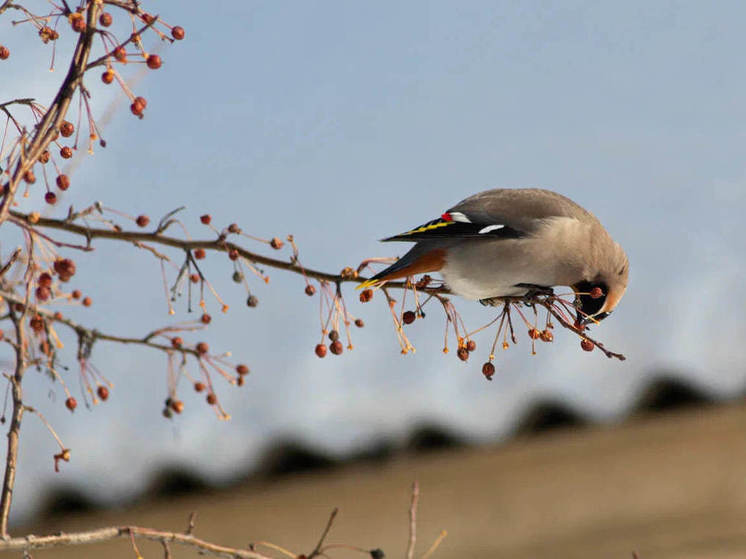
21;402;746;558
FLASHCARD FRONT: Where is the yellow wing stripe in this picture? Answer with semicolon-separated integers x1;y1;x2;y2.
400;220;453;236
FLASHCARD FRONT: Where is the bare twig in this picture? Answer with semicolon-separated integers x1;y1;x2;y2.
307;508;338;559
406;481;419;559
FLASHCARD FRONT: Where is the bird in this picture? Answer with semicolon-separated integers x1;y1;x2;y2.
358;188;629;324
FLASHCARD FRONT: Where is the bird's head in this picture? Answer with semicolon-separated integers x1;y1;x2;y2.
572;241;629;325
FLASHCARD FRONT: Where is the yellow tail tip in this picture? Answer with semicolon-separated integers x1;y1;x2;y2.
356;278;381;290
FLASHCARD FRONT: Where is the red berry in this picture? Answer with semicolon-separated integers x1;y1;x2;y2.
200;313;211;324
190;273;200;283
136;214;150;227
194;248;206;259
457;347;469;361
23;170;36;184
482;362;495;380
60;146;73;159
580;339;594;352
171;400;184;414
466;339;477;352
71;289;81;299
44;191;57;205
29;315;44;333
354;318;364;328
38;272;53;288
71;16;86;33
113;46;126;62
200;214;211;224
65;397;77;411
171;337;183;348
328;329;340;342
540;330;554;342
590;286;604;299
246;295;259;307
196;341;209;354
171;26;185;40
330;340;344;355
82;296;92;307
228;249;239;261
97;386;109;400
141;13;155;24
101;70;114;84
194;382;205;392
270;237;283;249
146;54;161;69
315;343;328;358
59;121;74;137
35;286;51;301
402;311;416;324
359;289;373;303
0;46;9;60
305;284;316;296
56;174;70;191
99;12;113;27
206;393;217;405
528;328;541;340
39;150;50;164
130;102;144;116
236;364;249;375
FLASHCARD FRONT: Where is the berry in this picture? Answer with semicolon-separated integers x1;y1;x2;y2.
35;286;51;301
200;214;211;224
82;296;92;307
482;362;495;380
171;337;182;348
130;102;144;116
56;174;70;191
60;146;73;159
171;26;185;40
29;315;44;333
528;328;541;340
590;286;604;299
246;295;258;307
228;223;241;234
237;375;245;387
71;289;81;299
141;13;155;24
44;191;57;205
101;70;114;84
65;397;77;411
0;46;9;60
457;347;469;361
71;16;86;33
134;96;147;109
315;343;327;358
270;237;283;249
581;339;594;352
39;26;57;42
59;121;74;137
113;46;126;62
193;248;206;259
171;400;184;414
194;381;205;392
228;249;239;261
232;271;244;283
328;329;340;342
466;339;477;352
359;289;373;303
190;273;200;283
162;408;173;419
38;272;53;288
23;170;36;184
99;12;113;27
206;393;217;405
540;330;554;342
196;342;209;354
39;150;50;164
305;284;316;296
97;386;109;400
354;318;364;328
402;311;416;324
236;364;249;375
146;54;162;70
200;313;211;324
136;214;150;227
330;340;344;355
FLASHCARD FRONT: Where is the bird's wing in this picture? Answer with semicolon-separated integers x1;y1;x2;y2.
382;188;584;242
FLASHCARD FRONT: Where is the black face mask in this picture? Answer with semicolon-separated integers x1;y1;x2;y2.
573;280;610;325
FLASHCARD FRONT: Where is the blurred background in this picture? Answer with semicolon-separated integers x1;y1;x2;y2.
2;1;746;557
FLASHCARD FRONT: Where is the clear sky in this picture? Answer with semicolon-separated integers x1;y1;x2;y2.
2;1;745;522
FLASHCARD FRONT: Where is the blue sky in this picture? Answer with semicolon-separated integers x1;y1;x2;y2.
2;1;745;522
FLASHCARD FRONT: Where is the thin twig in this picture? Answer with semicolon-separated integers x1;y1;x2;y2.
406;481;419;559
307;507;338;559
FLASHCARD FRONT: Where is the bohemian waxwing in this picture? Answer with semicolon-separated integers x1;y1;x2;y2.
360;188;629;324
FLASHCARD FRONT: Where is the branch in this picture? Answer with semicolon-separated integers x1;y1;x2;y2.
406;481;419;559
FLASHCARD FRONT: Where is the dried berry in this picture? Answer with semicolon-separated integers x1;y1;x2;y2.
270;237;283;249
330;340;344;355
146;54;161;69
190;273;200;283
540;330;554;342
60;146;73;159
580;339;594;352
56;174;70;191
482;362;495;380
328;329;340;342
359;289;373;303
236;364;249;375
97;386;109;400
305;284;316;296
59;121;74;137
99;12;113;27
315;343;328;358
71;15;86;33
162;408;173;419
30;314;44;333
193;248;206;260
71;289;81;299
228;249;239;261
171;337;183;348
194;382;205;392
232;271;244;283
196;342;209;354
82;296;92;307
136;214;150;227
457;347;469;361
113;46;126;62
200;214;211;225
23;170;36;184
38;272;53;288
171;26;185;40
246;295;258;307
35;286;51;301
44;192;57;205
141;13;155;24
65;396;77;411
402;311;416;325
200;313;211;324
466;339;477;352
39;150;50;164
206;393;217;405
528;328;541;340
171;400;184;414
0;46;9;60
354;318;364;328
101;70;114;84
228;223;241;234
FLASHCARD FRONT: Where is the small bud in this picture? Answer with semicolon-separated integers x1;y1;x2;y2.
171;400;184;414
540;330;554;342
38;272;53;288
228;223;241;234
113;46;126;62
39;150;50;164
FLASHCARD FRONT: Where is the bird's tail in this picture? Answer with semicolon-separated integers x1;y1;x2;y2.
356;245;446;290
